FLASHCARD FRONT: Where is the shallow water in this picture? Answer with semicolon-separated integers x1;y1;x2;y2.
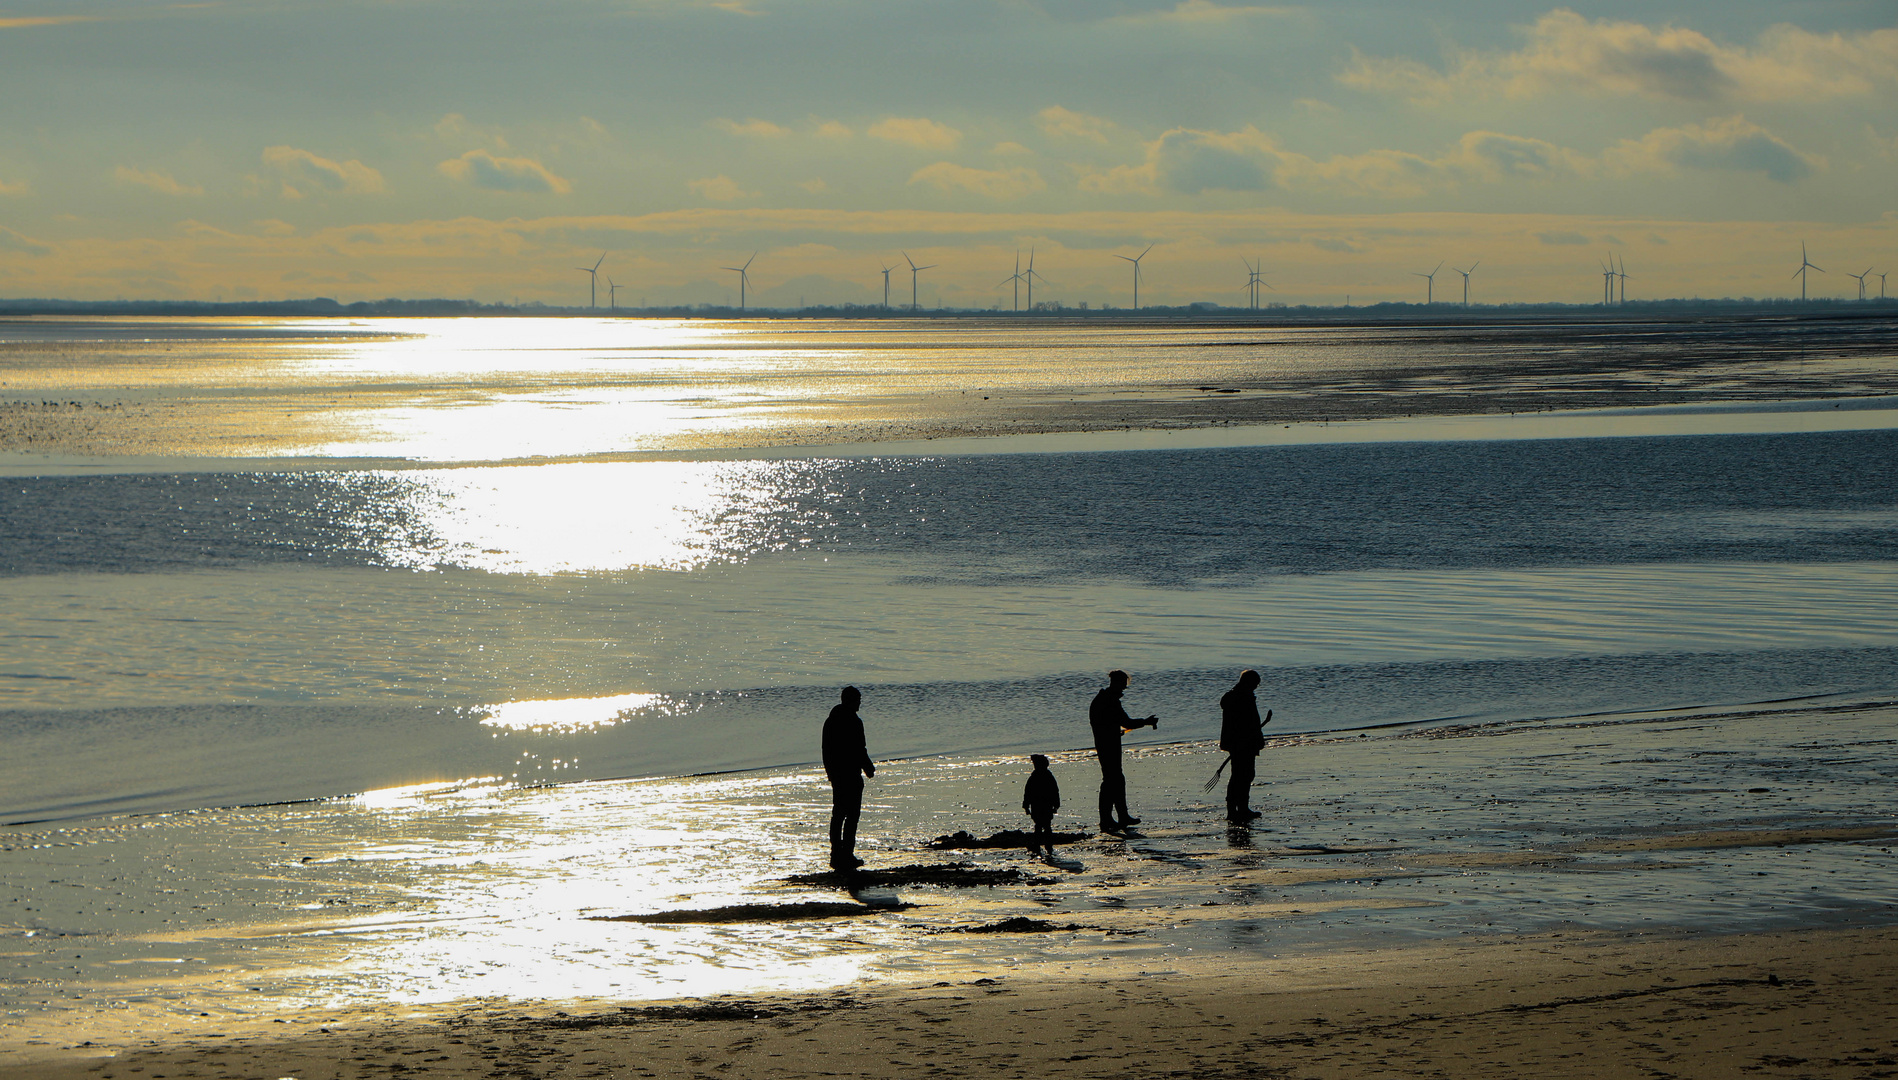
3;316;1897;1048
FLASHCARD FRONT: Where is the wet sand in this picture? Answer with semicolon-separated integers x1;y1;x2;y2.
9;926;1896;1079
4;316;1896;461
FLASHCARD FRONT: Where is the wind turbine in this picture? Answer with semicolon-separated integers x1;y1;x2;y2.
607;277;622;312
722;252;757;311
880;263;895;310
1848;267;1872;301
1880;272;1888;300
1024;247;1048;310
1116;243;1155;311
996;251;1024;312
903;251;936;312
576;251;605;308
1792;242;1824;301
1600;258;1616;305
1412;262;1442;305
1615;255;1629;305
1240;258;1272;310
1452;261;1479;306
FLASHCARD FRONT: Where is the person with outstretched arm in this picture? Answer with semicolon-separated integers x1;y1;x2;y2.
822;686;875;870
1219;669;1271;822
1090;669;1158;834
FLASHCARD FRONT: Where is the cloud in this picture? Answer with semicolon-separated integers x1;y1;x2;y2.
867;116;962;150
689;174;753;201
1538;230;1591;245
1037;106;1117;144
0;226;51;255
1111;1;1300;25
799;178;827;193
114;166;204;197
0;177;28;197
713;117;790;138
261;146;385;198
909;162;1047;200
991;141;1033;156
1340;9;1898;105
1093;125;1588;199
437;150;573;194
0;15;96;29
433;113;509;149
1604;116;1821;182
814;121;853;139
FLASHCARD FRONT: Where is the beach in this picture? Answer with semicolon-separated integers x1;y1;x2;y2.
3;315;1897;1075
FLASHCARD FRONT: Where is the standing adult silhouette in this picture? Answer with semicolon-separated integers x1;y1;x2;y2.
822;686;875;869
1219;670;1270;822
1090;669;1157;833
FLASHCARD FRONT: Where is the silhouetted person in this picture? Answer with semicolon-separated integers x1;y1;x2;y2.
1220;669;1270;822
1090;669;1157;833
1022;754;1060;852
822;686;875;870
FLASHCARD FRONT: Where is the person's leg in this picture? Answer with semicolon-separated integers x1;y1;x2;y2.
830;775;864;866
1037;814;1056;850
1227;753;1257;819
1098;763;1119;831
1107;766;1135;827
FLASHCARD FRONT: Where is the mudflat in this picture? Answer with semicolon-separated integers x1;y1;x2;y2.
9;926;1894;1079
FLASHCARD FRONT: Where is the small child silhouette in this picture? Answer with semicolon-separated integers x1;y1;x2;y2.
1022;754;1060;852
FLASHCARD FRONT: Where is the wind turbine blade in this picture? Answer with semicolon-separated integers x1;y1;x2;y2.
1468;261;1479;273
1138;243;1154;260
593;252;606;271
743;253;756;270
1115;255;1134;263
904;251;918;269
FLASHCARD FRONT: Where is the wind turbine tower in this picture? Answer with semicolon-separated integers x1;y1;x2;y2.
1241;258;1271;310
1453;261;1479;306
607;277;622;312
1413;262;1443;305
1116;243;1155;311
1599;258;1615;305
1880;272;1888;300
1848;267;1872;301
722;252;757;312
996;251;1026;312
903;251;937;312
880;264;895;310
1615;256;1629;305
1024;247;1047;310
1792;243;1824;301
577;251;605;308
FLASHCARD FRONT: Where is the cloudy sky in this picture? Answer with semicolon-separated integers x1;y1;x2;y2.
2;0;1894;306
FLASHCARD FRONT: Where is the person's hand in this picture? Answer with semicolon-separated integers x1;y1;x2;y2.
865;762;876;778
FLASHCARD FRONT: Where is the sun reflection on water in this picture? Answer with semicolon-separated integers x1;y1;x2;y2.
329;458;842;574
480;691;684;733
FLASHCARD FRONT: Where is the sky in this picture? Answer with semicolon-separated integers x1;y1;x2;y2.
1;0;1895;307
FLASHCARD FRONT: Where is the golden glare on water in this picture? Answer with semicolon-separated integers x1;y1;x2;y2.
480;691;678;733
358;458;823;574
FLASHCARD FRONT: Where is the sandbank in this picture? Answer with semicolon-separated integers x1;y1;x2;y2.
7;926;1895;1079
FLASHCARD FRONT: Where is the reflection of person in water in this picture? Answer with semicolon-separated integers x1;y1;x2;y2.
1220;670;1269;822
1022;754;1060;852
1090;669;1158;833
822;686;875;870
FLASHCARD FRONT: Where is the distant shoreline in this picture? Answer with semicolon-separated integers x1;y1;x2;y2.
3;296;1896;323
